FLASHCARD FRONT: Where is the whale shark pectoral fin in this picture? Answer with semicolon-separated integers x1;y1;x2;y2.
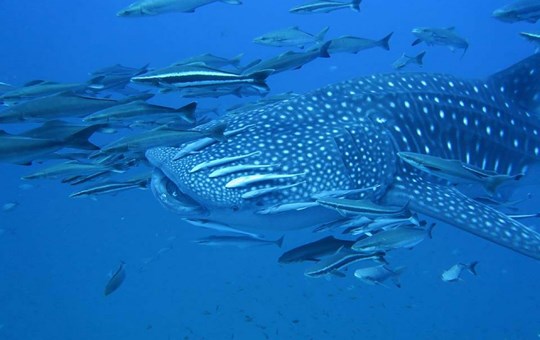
383;176;540;260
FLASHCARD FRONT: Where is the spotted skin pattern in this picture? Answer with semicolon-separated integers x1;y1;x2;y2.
147;55;540;260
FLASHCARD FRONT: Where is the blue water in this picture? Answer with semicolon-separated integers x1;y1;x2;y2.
1;0;539;339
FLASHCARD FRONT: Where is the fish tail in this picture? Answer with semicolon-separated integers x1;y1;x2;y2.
489;54;540;113
275;235;285;248
63;125;102;151
319;41;331;58
177;101;197;123
204;122;227;142
426;222;436;239
316;26;330;43
415;51;426;66
221;0;242;4
484;173;524;194
351;0;361;11
246;69;273;92
460;43;468;59
467;261;479;276
379;32;393;51
230;52;245;66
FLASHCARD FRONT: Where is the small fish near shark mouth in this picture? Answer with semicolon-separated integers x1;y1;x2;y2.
146;54;540;261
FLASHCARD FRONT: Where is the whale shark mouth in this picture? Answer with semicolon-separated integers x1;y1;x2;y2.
150;169;208;217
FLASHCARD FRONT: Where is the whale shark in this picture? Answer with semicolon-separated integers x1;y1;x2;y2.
146;54;540;260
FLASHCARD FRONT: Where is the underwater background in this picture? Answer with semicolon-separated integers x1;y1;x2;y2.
1;0;539;339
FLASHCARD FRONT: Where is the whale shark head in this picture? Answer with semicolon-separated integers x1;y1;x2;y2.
146;87;397;231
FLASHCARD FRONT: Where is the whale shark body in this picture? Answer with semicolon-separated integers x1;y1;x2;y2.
146;55;540;260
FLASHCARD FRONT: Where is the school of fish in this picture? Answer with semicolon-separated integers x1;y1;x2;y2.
2;0;540;293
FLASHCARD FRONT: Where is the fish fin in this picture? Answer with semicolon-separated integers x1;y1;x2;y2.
221;0;242;4
275;235;285;248
318;41;331;58
411;38;422;46
204;122;227;142
426;222;436;239
120;92;154;103
489;54;540;113
246;69;273;91
176;102;197;123
351;0;361;11
142;8;158;15
378;32;393;51
415;51;426;66
467;261;479;276
384;175;540;260
23;79;47;86
316;26;330;42
230;52;244;66
373;254;388;265
240;59;261;73
62;125;102;151
483;173;524;194
460;44;468;59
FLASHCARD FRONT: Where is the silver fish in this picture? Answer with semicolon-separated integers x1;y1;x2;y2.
392;51;426;70
304;247;385;278
328;33;392;54
193;235;284;248
412;27;469;55
104;261;126;296
131;64;272;93
183;218;264;238
0;80;89;105
117;0;242;16
493;0;540;23
290;0;361;14
317;197;407;218
172;53;244;69
0;92;134;123
242;42;330;75
441;261;478;282
84;101;196;124
398;151;524;193
351;224;434;253
354;265;405;288
0;130;95;166
278;236;355;263
225;172;306;189
253;26;329;49
69;177;149;198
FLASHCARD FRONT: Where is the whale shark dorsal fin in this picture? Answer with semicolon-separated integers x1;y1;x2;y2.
384;175;540;260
